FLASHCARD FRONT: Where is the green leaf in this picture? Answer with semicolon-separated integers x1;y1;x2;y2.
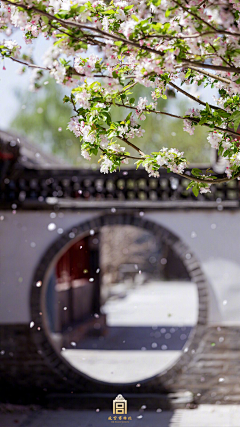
56;10;70;18
42;16;49;24
165;8;171;17
198;117;206;125
101;112;112;125
91;147;98;156
186;182;195;190
124;5;134;11
217;110;230;118
135;160;143;169
89;81;98;89
223;149;230;157
191;168;202;177
102;9;116;14
233;113;240;132
192;185;199;197
152;0;161;6
206;102;211;113
152;22;162;32
185;69;191;79
131;14;139;22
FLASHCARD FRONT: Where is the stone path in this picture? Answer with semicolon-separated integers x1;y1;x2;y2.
172;405;240;427
63;349;181;383
62;281;197;383
2;405;240;427
0;409;173;427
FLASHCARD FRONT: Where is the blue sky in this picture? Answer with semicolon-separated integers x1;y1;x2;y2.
0;30;51;130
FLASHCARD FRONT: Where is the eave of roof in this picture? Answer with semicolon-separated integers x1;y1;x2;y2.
0;129;69;168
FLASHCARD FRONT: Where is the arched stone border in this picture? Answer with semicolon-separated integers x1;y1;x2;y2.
30;213;208;394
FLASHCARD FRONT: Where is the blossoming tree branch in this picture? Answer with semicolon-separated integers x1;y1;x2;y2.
1;0;240;196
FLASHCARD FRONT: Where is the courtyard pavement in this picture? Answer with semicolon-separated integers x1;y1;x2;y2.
1;405;240;427
62;281;198;383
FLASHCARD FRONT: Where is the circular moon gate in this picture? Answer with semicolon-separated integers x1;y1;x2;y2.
30;213;208;395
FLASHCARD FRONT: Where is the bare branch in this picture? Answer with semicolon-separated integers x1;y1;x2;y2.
108;98;240;139
7;56;124;80
140;30;240;41
168;81;219;110
8;56;48;71
182;60;240;73
99;147;141;160
108;131;240;184
187;66;234;84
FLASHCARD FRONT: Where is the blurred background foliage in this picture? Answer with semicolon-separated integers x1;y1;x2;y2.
11;78;210;167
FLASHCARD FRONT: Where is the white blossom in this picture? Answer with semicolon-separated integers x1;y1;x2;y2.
137;97;148;111
183;119;195;135
207;132;223;149
108;144;125;153
100;135;109;148
156;155;167;167
75;90;91;109
144;163;160;178
100;156;113;174
200;185;212;194
117;124;128;137
81;148;91;160
50;61;66;84
68;117;82;137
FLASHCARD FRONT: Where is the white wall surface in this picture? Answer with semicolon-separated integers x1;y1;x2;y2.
146;211;240;325
1;209;240;325
0;210;98;323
